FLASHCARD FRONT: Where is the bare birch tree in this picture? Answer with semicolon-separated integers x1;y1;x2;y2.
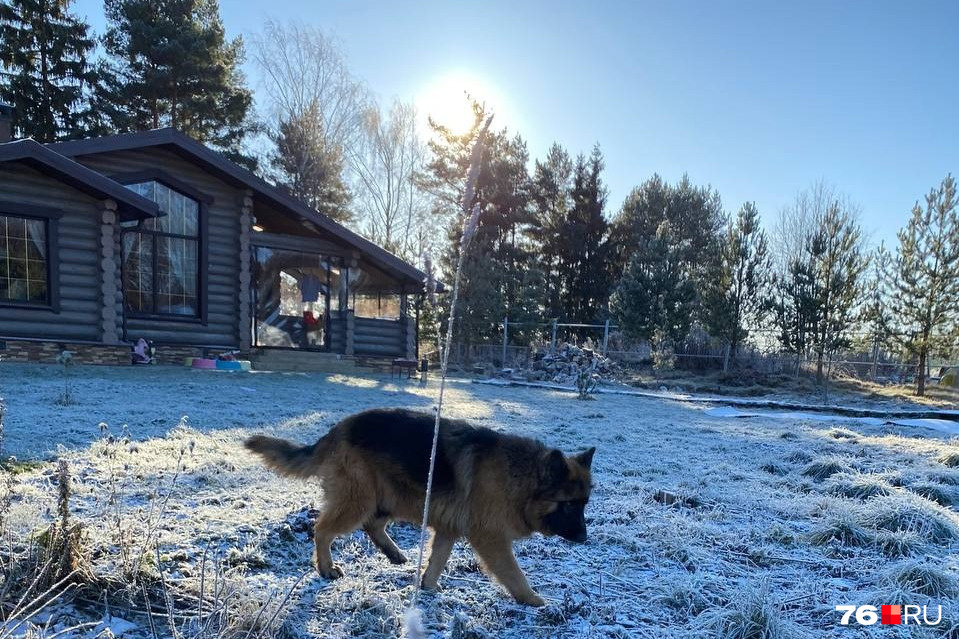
250;20;369;152
347;99;435;259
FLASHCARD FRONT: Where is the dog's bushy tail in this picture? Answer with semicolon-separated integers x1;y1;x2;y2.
244;435;324;478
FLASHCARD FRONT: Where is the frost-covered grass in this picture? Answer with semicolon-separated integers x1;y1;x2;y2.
1;362;958;637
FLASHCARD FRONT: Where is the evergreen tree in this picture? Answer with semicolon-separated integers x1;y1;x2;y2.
271;101;351;223
705;202;772;361
95;0;253;159
773;198;866;382
609;174;725;330
860;244;896;372
882;175;959;396
0;0;97;141
561;145;610;323
420;105;539;343
610;221;696;342
529;143;573;319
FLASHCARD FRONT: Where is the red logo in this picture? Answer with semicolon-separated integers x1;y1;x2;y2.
881;605;901;625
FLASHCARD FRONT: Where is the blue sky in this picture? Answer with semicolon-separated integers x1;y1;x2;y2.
72;0;959;248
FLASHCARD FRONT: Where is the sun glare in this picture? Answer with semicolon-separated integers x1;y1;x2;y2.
418;72;493;136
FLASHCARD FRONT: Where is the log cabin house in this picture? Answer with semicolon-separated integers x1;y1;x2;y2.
0;106;429;370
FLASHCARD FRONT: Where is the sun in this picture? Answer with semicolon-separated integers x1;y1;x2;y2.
418;71;492;136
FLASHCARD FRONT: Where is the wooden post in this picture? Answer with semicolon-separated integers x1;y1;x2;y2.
602;319;610;356
345;310;355;356
723;341;731;373
551;320;558;354
501;317;509;368
98;199;120;345
237;189;254;351
871;334;880;381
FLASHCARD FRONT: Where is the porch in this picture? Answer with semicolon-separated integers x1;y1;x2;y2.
250;231;419;363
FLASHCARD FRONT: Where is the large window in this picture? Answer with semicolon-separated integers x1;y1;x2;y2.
0;214;48;305
122;181;200;316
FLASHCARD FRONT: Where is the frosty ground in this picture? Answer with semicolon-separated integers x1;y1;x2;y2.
1;363;958;638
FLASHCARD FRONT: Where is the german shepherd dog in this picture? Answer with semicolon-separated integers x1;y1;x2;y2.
245;408;595;606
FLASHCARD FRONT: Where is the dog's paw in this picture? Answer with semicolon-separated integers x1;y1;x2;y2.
419;575;439;590
317;565;344;580
387;552;408;565
516;592;545;607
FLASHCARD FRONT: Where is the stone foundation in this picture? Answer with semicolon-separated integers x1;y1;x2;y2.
0;340;236;367
150;345;208;366
0;340;131;366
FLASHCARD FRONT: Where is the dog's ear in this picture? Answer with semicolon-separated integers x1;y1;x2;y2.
574;447;596;470
540;449;568;487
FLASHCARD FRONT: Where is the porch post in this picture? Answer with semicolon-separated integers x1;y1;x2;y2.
400;288;415;359
237;189;253;351
98;199;121;345
344;257;357;356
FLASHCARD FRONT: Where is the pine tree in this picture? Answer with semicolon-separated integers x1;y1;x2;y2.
705;202;772;361
561;145;610;323
421;104;538;343
808;202;866;383
609;221;696;342
609;174;725;331
0;0;97;141
529;143;573;319
774;199;865;381
271;101;351;223
882;175;959;396
95;0;253;159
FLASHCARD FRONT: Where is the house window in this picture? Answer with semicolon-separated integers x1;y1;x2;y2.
0;214;49;304
122;181;200;316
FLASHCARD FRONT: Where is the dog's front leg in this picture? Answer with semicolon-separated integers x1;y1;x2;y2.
470;535;545;606
421;529;455;589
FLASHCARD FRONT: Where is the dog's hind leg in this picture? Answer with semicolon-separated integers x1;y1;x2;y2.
363;518;407;565
470;534;544;606
313;490;373;579
420;529;455;589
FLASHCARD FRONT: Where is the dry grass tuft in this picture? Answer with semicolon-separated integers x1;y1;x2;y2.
825;428;859;441
880;560;959;598
808;513;870;547
858;492;959;544
695;583;806;639
938;451;959;468
907;483;957;508
801;457;848;481
872;529;925;558
824;472;894;500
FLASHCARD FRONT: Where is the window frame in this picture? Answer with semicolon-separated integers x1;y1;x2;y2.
0;202;61;312
113;171;210;324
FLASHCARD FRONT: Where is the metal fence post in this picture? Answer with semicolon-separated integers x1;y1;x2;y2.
602;319;610;356
502;317;509;368
550;320;557;354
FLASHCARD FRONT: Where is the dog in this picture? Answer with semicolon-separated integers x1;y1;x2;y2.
244;407;595;606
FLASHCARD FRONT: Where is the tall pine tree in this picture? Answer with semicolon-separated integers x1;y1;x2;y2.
882;175;959;396
529;143;573;319
95;0;252;160
610;220;696;342
609;174;725;332
562;145;610;322
271;100;351;222
705;202;772;361
0;0;97;141
420;104;540;343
